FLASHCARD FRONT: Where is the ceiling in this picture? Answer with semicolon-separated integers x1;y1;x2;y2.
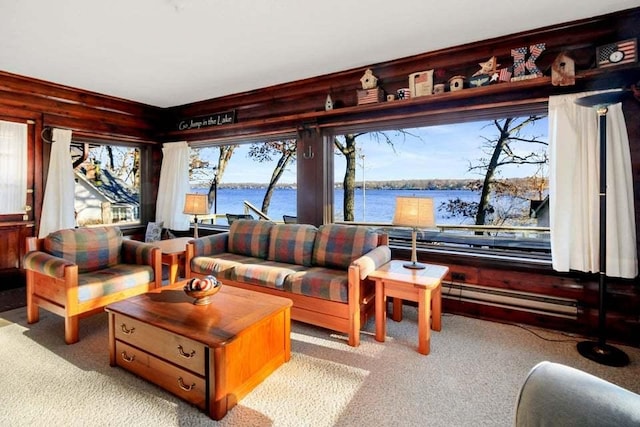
2;1;638;108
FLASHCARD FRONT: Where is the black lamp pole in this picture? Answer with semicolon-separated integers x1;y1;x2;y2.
574;91;630;367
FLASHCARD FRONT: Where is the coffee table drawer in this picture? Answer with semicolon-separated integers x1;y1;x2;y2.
115;341;207;409
114;313;206;375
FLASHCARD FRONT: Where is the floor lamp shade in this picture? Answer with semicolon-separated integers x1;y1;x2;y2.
183;193;209;238
574;90;630;367
393;197;435;269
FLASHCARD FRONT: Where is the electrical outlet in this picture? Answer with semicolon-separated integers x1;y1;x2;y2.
451;272;466;282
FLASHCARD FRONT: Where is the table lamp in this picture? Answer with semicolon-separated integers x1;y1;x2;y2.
183;193;209;238
392;197;435;269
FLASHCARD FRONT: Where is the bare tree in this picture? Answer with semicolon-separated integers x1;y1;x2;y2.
189;145;238;210
334;130;417;221
440;116;548;228
247;139;297;214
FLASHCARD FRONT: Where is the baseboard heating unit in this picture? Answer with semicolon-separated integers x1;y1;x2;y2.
442;282;578;319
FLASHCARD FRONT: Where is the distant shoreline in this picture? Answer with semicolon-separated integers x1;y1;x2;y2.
192;177;538;191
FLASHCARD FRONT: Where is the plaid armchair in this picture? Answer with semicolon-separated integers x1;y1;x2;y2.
23;226;161;344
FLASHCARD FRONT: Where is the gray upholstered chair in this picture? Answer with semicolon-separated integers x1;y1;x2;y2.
515;361;640;426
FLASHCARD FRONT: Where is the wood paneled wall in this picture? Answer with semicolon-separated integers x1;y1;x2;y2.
160;7;640;346
0;71;162;287
1;8;638;344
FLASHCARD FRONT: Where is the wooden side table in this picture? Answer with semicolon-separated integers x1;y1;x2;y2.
152;237;193;284
369;260;449;355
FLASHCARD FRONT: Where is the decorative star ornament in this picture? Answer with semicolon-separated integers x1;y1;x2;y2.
473;56;500;76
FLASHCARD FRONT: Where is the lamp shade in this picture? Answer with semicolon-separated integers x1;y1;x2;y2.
392;197;435;228
183;193;209;216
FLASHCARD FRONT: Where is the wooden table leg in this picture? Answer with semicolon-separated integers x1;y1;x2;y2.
417;288;431;355
392;297;403;322
431;283;442;331
375;280;386;342
162;254;179;284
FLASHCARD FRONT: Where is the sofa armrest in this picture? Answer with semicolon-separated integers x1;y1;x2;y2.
515;361;640;426
23;251;75;279
121;240;158;266
351;245;391;279
190;233;229;257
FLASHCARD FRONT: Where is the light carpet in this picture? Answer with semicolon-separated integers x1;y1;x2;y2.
1;306;639;427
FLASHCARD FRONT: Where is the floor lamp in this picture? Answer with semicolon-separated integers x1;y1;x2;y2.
574;91;630;367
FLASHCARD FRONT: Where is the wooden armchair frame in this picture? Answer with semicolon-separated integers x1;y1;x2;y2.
25;236;162;344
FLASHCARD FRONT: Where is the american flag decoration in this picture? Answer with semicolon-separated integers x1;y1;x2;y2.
498;67;513;82
397;88;411;100
597;39;637;68
526;43;546;76
356;88;383;105
511;47;528;77
511;43;546;81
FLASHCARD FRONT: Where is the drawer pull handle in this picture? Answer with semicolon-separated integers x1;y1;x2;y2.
177;345;196;359
177;377;195;392
121;351;135;363
120;324;135;335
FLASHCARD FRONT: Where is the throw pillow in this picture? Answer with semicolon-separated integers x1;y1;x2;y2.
145;221;164;242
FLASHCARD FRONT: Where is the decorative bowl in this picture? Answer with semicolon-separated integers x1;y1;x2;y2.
183;276;221;305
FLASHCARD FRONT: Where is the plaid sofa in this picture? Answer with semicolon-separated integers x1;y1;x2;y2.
23;226;161;344
186;220;391;347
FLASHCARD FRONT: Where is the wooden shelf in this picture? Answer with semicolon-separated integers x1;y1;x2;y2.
166;64;639;142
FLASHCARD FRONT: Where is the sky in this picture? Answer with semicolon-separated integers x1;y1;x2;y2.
196;117;549;185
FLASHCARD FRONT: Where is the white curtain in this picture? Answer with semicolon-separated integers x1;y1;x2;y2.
549;90;638;279
0;120;27;214
156;141;191;230
39;128;76;237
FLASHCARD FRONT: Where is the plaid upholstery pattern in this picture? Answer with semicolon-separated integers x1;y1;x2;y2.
267;224;317;267
190;253;259;280
121;240;157;266
23;251;75;278
76;264;154;303
284;267;349;302
232;259;307;288
351;246;392;278
312;224;379;270
228;220;274;258
191;233;228;257
44;227;123;273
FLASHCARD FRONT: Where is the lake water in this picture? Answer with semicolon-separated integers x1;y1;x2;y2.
196;187;488;225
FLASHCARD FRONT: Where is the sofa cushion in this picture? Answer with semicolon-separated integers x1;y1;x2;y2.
267;224;317;267
44;226;123;273
284;267;349;303
312;224;379;270
76;264;154;303
228;220;274;259
232;259;306;288
190;253;258;280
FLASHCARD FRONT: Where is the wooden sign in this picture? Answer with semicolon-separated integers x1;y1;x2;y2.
177;110;236;131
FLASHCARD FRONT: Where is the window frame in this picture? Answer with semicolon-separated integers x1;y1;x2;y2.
329;103;552;262
70;138;145;228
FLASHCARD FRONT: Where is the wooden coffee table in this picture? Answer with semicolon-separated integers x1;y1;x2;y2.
105;281;292;420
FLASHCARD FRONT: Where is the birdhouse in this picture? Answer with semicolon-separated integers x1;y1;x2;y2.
360;69;378;89
325;94;333;111
551;52;575;86
448;75;465;92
